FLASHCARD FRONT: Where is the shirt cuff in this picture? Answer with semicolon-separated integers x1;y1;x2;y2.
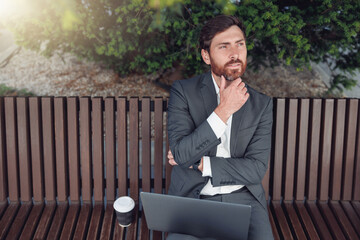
202;156;212;177
207;111;227;139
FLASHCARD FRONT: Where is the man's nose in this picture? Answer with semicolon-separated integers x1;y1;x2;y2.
230;53;239;60
229;47;239;60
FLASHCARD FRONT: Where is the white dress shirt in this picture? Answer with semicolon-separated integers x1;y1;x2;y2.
200;75;244;196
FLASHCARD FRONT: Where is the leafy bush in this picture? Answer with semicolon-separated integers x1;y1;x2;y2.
0;84;35;96
3;0;360;93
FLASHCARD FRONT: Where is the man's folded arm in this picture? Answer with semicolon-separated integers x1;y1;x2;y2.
168;81;221;168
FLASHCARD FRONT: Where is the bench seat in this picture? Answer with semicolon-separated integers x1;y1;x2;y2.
0;200;359;239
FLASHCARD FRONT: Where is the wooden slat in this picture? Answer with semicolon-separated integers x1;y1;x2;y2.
33;202;56;239
80;97;92;202
154;98;163;194
153;98;164;240
165;100;172;194
284;99;297;201
342;99;358;200
54;98;68;202
140;98;151;240
5;97;19;202
73;204;92;239
306;201;332;239
42;98;56;201
129;97;139;201
294;201;320;240
0;203;20;239
93;98;104;202
352;201;360;217
267;205;280;240
141;98;151;193
319;99;334;201
329;201;358;239
67;97;80;202
272;99;285;200
29;98;44;202
318;201;346;240
0;202;7;220
47;202;68;239
117;98;127;197
6;202;32;239
271;201;293;239
0;98;7;202
105;98;116;201
331;99;346;200
354;100;360;201
295;99;309;200
283;202;307;239
19;203;44;240
113;223;125;240
17;98;32;202
127;98;139;240
341;201;360;236
100;203;115;240
87;204;104;240
139;214;149;240
126;209;139;240
60;204;80;239
307;99;322;201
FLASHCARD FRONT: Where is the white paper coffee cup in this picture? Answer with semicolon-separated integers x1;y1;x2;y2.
114;196;135;227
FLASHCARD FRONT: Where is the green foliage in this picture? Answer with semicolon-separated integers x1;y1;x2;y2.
3;0;360;93
329;74;357;93
0;84;35;96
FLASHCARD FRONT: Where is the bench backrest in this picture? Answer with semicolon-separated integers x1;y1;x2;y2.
0;97;359;205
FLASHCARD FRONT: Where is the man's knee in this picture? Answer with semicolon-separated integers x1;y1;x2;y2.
247;202;274;240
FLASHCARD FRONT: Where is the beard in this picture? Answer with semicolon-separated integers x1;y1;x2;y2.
210;58;247;81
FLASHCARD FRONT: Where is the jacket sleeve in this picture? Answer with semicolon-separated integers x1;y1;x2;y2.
209;98;273;186
167;80;220;168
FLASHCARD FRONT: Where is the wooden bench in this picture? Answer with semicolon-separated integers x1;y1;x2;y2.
0;97;358;239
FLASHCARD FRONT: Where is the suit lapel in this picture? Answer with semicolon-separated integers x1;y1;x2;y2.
200;72;218;157
230;95;250;155
200;72;218;117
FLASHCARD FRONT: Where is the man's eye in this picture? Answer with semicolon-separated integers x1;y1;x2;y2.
238;42;244;46
219;45;226;49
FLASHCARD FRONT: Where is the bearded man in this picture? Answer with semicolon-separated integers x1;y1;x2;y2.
166;15;274;240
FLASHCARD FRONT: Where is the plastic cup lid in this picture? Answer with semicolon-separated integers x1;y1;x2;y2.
113;196;135;213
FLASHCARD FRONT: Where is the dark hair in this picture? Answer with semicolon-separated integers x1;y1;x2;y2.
199;15;246;52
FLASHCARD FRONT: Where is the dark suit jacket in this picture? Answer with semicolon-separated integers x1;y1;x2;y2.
167;72;273;210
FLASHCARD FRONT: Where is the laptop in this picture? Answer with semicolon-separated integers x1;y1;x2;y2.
140;192;251;240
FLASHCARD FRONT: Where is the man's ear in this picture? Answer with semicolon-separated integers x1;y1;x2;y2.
201;49;211;65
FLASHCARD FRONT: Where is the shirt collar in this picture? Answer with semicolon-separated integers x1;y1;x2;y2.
211;73;220;95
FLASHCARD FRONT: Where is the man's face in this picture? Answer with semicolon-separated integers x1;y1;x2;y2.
202;25;247;81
